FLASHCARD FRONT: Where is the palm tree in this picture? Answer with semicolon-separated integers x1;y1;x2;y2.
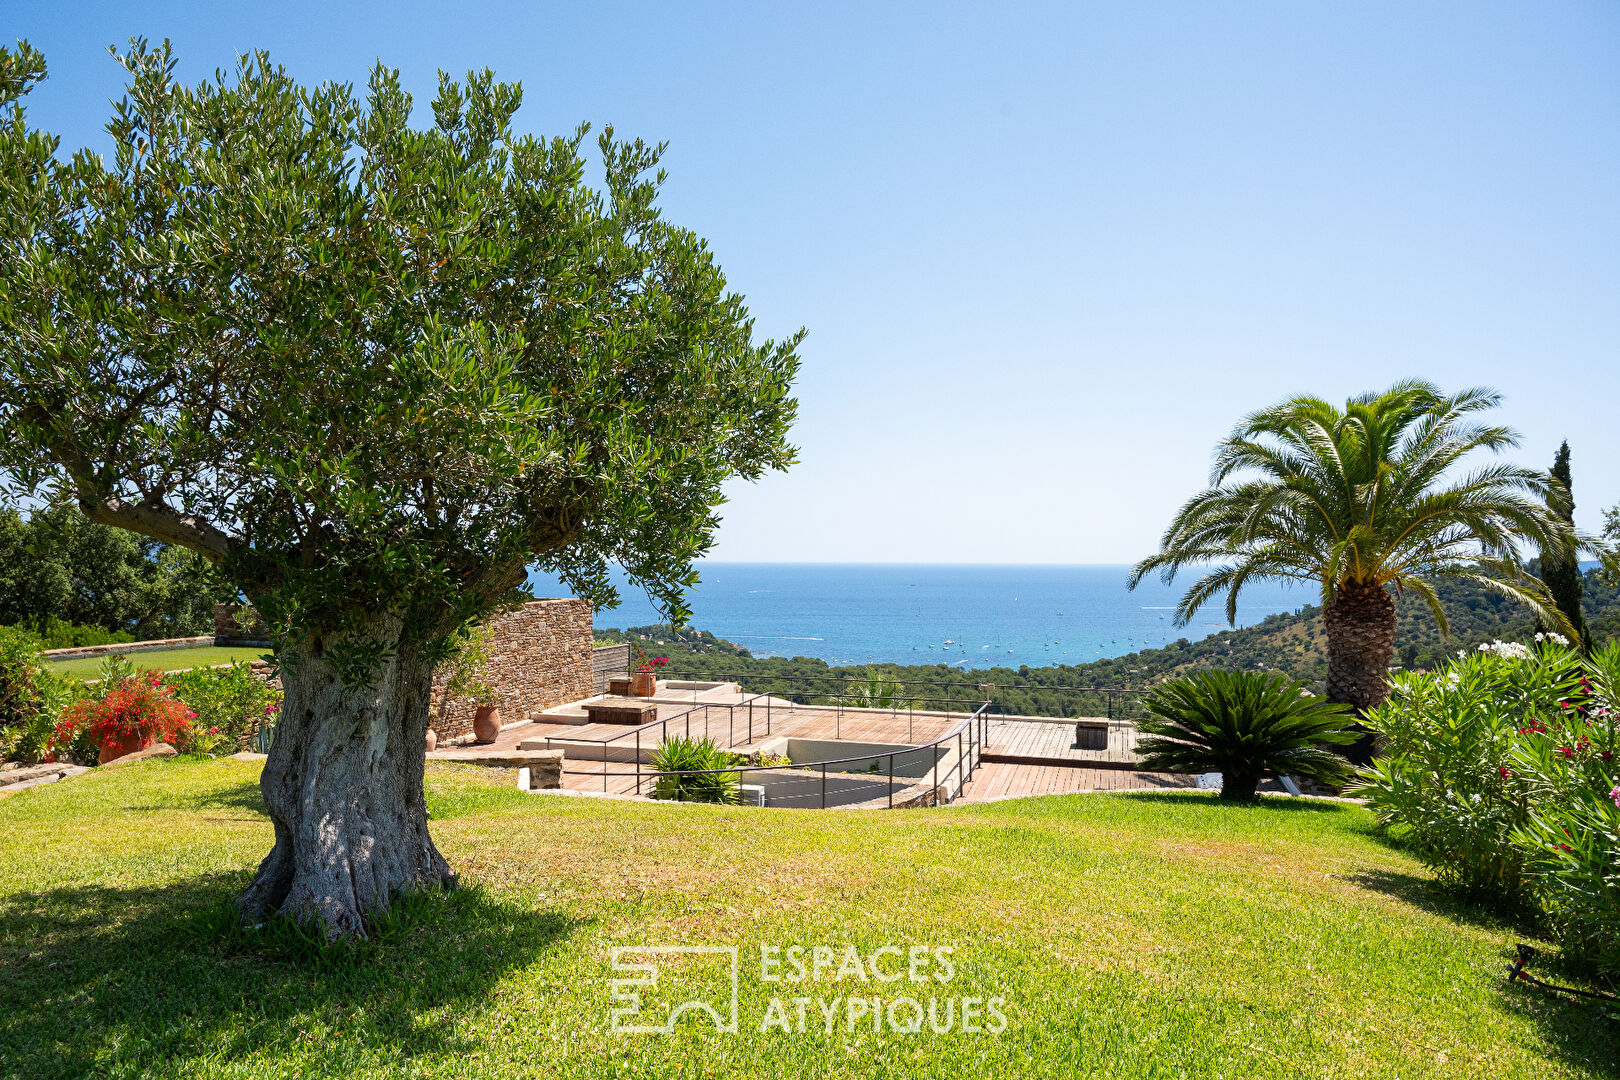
1129;381;1574;714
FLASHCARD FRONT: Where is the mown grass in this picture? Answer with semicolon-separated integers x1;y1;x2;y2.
46;645;273;680
0;759;1614;1079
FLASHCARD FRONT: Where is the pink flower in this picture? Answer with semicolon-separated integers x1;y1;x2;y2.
1610;785;1620;809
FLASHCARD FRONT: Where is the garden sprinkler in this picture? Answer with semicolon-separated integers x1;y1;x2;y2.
1505;943;1618;1005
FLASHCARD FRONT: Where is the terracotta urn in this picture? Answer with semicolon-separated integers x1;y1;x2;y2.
630;671;657;697
425;727;438;752
98;729;155;765
472;705;501;744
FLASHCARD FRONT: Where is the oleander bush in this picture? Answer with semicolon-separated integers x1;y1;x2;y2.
1358;637;1620;965
1508;643;1620;966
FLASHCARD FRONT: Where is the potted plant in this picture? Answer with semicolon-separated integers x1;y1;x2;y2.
433;626;497;745
54;670;193;765
630;643;668;697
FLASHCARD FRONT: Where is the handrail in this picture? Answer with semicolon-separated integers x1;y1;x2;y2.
661;671;1151;695
643;701;992;809
653;670;1151;721
544;692;775;747
544;692;778;794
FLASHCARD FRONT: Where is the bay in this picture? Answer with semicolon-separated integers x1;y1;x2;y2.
527;563;1309;671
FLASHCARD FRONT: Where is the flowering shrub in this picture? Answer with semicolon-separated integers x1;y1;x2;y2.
1508;644;1620;966
165;661;282;753
0;626;75;764
1358;639;1620;966
54;671;193;760
1357;640;1583;901
633;641;669;674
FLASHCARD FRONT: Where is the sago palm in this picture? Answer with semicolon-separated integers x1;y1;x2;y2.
1129;381;1573;713
1135;670;1359;801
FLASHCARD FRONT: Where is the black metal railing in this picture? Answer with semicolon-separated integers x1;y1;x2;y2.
544;694;777;794
641;702;992;810
643;670;1150;721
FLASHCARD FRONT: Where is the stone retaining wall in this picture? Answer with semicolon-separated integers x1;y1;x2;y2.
211;599;597;745
41;636;215;662
432;599;595;742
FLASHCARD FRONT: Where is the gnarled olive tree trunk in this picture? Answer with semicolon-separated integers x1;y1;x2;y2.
237;625;454;938
1322;579;1397;765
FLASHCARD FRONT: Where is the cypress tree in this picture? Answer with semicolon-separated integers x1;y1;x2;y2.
1543;441;1590;651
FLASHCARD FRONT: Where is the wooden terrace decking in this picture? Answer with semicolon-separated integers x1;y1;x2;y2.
446;682;1210;807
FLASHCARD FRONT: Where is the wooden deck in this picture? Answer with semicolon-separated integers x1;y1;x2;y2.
981;715;1142;769
447;685;1200;808
956;761;1195;802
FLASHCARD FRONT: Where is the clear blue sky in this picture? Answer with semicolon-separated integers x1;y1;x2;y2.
12;2;1619;563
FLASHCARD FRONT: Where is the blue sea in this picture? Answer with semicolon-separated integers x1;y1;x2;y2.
527;563;1310;671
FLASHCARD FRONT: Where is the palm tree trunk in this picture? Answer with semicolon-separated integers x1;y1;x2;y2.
1322;580;1396;765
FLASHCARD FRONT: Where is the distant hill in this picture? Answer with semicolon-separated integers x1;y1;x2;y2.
599;569;1620;719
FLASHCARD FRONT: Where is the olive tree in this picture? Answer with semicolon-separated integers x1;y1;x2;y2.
0;40;801;937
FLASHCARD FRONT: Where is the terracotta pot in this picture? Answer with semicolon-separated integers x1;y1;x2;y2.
425;727;438;752
98;729;155;765
630;671;657;697
472;705;501;744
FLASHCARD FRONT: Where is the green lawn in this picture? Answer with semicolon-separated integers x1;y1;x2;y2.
0;760;1613;1079
46;645;272;680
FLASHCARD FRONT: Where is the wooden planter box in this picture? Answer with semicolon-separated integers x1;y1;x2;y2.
583;697;659;726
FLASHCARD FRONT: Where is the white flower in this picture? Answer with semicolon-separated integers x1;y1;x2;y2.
1477;640;1532;660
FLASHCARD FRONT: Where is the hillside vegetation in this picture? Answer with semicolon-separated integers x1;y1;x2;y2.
600;569;1620;718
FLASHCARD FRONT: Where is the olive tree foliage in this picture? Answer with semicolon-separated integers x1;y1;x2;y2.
0;39;800;935
0;39;801;663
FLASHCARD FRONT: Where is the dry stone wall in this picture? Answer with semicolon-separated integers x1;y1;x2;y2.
432;599;595;742
214;598;598;745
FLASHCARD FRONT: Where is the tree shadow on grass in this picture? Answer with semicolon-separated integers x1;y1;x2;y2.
0;872;585;1079
185;778;271;816
1489;949;1620;1078
1336;867;1538;935
1341;869;1619;1075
